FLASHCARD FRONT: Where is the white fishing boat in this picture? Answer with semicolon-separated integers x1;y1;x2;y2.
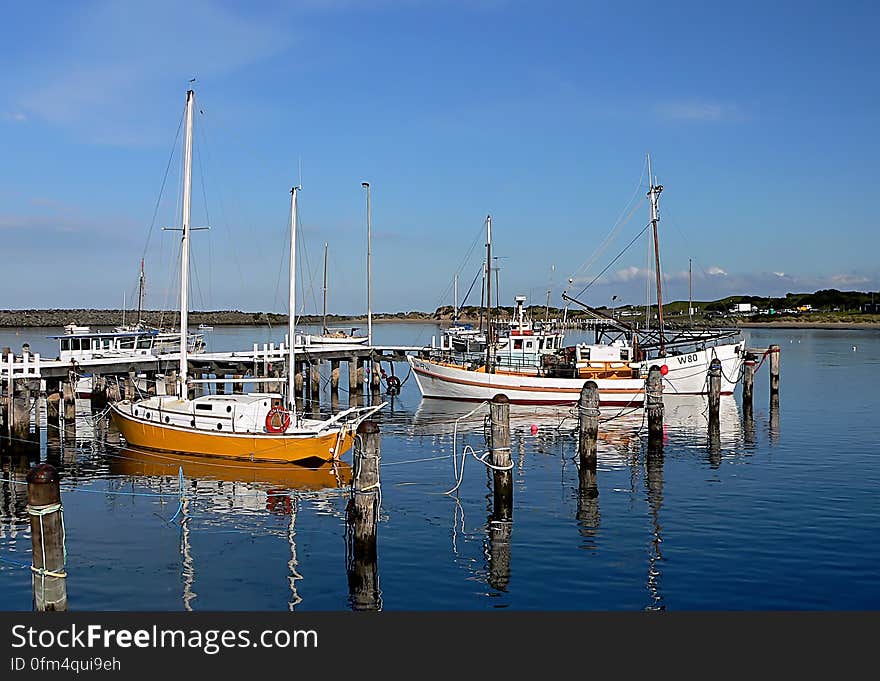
408;157;745;405
111;89;382;463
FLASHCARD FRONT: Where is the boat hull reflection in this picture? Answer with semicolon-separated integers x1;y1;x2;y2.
110;446;352;492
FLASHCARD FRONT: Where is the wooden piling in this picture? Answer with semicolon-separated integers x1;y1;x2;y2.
769;344;780;396
577;381;599;467
125;370;137;401
742;353;756;412
346;419;382;611
27;464;67;611
356;359;365;394
646;365;664;444
489;394;512;521
347;422;380;558
62;375;76;423
348;357;359;394
370;360;381;395
330;360;340;395
310;363;321;399
294;364;304;397
708;358;722;426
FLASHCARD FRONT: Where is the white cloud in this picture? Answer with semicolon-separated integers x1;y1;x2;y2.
4;112;27;123
655;100;745;123
706;266;727;276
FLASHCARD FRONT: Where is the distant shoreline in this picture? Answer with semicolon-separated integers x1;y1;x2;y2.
738;321;880;330
1;309;878;331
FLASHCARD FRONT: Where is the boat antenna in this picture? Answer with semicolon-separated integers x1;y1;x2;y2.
647;153;666;356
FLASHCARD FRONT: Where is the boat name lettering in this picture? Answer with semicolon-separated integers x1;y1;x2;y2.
675;353;699;365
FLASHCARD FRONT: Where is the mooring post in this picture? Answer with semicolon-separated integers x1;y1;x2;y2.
742;353;756;413
489;393;512;521
646;365;664;445
769;344;780;396
346;420;381;610
27;463;67;611
708;358;722;427
577;381;600;496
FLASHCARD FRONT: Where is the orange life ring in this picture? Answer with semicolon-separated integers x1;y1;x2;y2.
265;406;291;433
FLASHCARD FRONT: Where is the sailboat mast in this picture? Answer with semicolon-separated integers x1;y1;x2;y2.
689;257;693;324
362;182;372;346
322;242;328;334
288;186;299;414
453;273;458;323
485;214;493;374
137;258;145;324
647;153;666;355
178;89;194;397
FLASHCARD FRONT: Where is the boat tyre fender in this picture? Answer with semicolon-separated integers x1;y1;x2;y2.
265;406;291;433
386;375;401;394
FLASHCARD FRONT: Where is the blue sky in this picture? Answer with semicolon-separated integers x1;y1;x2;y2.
1;0;878;315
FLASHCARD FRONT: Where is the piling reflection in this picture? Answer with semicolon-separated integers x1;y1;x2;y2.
769;393;780;443
644;442;664;611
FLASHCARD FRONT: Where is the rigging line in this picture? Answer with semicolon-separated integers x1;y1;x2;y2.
196;106;251;308
194;126;213;311
661;204;714;281
567;157;649;284
571;221;652;300
141;104;185;262
297;207;321;323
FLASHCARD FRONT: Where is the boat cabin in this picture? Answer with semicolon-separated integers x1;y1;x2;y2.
50;325;160;362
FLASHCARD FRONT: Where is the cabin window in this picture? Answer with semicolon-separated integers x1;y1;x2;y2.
620;350;630;361
195;404;213;411
102;339;113;350
216;423;223;430
61;339;71;352
137;338;152;349
514;339;523;350
118;338;135;349
526;341;534;349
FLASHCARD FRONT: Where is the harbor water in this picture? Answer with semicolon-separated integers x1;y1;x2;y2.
1;323;878;610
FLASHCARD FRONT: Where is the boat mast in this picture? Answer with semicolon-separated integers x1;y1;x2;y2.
484;214;493;373
453;273;458;324
322;242;328;334
689;257;693;324
178;89;194;398
647;153;666;355
362;182;372;346
137;258;145;324
288;186;299;415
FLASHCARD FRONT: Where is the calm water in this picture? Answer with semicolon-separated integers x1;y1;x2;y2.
1;323;879;610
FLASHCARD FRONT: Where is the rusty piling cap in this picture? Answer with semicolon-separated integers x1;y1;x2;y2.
357;419;380;434
582;380;599;391
492;393;509;404
27;463;59;484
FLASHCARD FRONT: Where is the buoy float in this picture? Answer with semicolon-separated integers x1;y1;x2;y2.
530;424;538;435
660;364;669;376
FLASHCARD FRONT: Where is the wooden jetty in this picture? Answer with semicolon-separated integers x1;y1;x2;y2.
0;339;424;434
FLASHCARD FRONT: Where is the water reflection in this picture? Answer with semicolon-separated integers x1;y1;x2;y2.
644;444;664;610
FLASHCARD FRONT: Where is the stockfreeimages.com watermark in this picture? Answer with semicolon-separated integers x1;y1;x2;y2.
10;624;318;657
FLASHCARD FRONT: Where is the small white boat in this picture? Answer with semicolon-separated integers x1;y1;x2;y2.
306;242;368;345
